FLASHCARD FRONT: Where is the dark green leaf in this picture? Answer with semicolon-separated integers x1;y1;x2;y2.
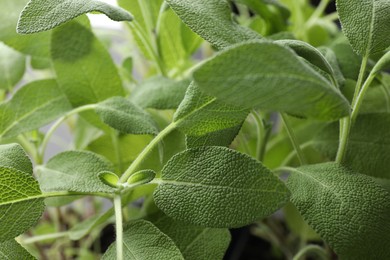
17;0;133;34
286;163;390;259
0;239;35;259
372;51;390;75
194;41;350;120
330;37;362;80
154;146;290;228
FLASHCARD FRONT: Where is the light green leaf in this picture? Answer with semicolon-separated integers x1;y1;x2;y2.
186;124;242;148
131;77;190;110
0;144;44;242
193;41;350;120
0;79;72;139
372;51;390;75
51;19;125;108
313;113;390;179
127;169;156;186
96;97;158;135
174;82;249;136
102;220;184;260
0;239;35;259
330;37;362;80
17;0;133;34
98;171;119;188
165;0;261;49
0;0;51;58
336;0;390;55
286;163;390;259
37;151;116;193
0;42;25;90
154;146;290;228
150;212;231;260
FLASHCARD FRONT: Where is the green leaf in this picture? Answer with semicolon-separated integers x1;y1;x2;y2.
286;162;390;259
336;0;390;55
150;212;231;260
96;97;158;135
330;37;362;80
186;124;242;148
0;42;25;90
174;82;249;136
0;143;32;173
127;169;156;186
193;41;350;120
318;47;346;88
165;0;261;49
51;19;125;108
102;220;184;260
313;113;390;179
154;146;290;228
98;171;119;188
0;239;35;259
372;50;390;75
131;77;190;110
37;151;116;193
0;79;72;139
17;0;133;34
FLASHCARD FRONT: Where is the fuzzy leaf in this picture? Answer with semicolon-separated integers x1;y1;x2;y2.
286;163;390;259
174;82;249;136
165;0;261;49
0;144;32;173
0;239;35;259
194;41;350;120
330;38;362;80
131;77;190;110
150;212;231;260
336;0;390;55
154;146;290;228
37;151;116;193
186;124;242;148
0;43;25;90
17;0;133;34
96;97;158;135
0;79;72;139
102;220;184;260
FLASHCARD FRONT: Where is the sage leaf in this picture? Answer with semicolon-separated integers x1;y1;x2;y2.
165;0;261;49
286;163;390;259
127;169;156;186
37;151;116;193
0;79;72;139
186;124;242;148
0;239;35;259
318;47;346;87
150;212;231;260
336;0;390;55
96;97;158;135
154;146;290;228
174;82;249;136
0;143;32;173
98;171;119;188
330;37;362;80
130;77;190;110
313;113;390;179
17;0;133;34
193;41;350;120
372;50;390;75
0;43;25;90
102;220;184;260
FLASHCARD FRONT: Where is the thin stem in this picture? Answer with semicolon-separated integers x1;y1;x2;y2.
352;55;370;107
306;0;331;27
114;195;124;260
21;232;69;244
17;135;39;162
281;141;314;166
280;114;307;165
110;130;124;173
39;104;97;164
155;1;168;37
251;111;265;161
120;122;177;183
293;245;328;260
323;12;339;22
351;73;376;122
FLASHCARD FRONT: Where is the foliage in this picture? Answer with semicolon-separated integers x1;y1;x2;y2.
0;0;389;259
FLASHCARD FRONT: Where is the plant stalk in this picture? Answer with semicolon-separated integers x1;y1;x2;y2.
114;195;124;260
280;114;307;165
293;245;328;260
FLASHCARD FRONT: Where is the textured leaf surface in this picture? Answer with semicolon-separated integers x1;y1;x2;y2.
194;41;350;120
0;143;32;173
0;239;35;259
96;97;158;135
166;0;261;49
151;212;231;260
131;77;190;109
154;146;290;228
37;151;115;193
186;124;242;148
17;0;133;34
286;163;390;259
330;38;362;80
174;82;249;136
0;79;71;139
0;43;25;90
336;0;390;55
102;220;184;260
313;113;390;179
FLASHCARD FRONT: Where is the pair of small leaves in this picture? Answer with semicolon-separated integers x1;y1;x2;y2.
99;169;156;189
154;146;290;228
286;163;390;259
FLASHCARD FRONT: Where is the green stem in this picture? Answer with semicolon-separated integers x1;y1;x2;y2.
119;122;177;183
293;245;328;260
114;195;124;260
306;0;330;27
20;232;69;245
39;104;97;164
352;55;370;106
110;130;124;173
17;135;39;163
281;141;313;166
280;114;307;165
351;73;376;122
323;12;339;22
251;110;271;161
155;1;168;37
